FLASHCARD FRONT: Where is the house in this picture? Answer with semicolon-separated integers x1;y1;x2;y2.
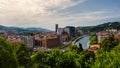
97;31;110;43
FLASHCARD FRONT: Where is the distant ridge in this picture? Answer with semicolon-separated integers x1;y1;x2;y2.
0;25;51;32
77;21;120;32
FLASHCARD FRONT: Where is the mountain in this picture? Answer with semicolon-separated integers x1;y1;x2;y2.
0;25;51;33
77;21;120;32
25;27;51;32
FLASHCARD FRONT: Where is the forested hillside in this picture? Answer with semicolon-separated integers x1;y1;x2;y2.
0;25;50;33
77;21;120;32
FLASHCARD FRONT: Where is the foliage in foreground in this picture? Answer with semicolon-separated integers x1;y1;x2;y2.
90;33;98;45
0;37;18;68
0;36;120;68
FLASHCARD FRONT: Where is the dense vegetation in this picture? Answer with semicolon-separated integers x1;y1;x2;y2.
77;21;120;32
100;35;119;51
0;37;18;68
0;36;120;68
89;33;98;45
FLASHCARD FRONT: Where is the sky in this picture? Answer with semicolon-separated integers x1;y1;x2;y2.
0;0;120;30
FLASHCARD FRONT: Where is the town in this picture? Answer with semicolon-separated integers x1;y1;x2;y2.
0;0;120;68
0;24;83;52
1;22;120;68
1;23;120;53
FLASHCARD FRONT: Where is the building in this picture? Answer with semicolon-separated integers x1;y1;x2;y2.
114;32;120;40
88;44;100;53
55;24;58;32
57;28;70;44
76;30;83;36
10;37;21;44
66;26;76;37
57;28;70;36
97;31;110;43
61;31;69;42
0;31;7;38
33;32;61;48
106;29;117;34
42;35;60;48
34;34;43;47
21;36;34;48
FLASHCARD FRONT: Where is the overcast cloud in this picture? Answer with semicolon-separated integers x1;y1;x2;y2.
0;0;120;30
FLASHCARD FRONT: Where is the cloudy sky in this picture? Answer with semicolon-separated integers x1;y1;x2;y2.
0;0;120;30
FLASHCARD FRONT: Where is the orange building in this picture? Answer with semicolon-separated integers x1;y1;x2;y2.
42;35;60;48
114;33;120;40
10;37;21;44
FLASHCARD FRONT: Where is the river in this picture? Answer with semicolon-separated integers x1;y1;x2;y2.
75;36;90;50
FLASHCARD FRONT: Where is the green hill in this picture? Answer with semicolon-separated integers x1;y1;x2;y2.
77;21;120;32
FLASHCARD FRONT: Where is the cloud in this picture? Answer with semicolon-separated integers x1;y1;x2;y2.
0;0;120;30
0;0;85;16
0;0;86;27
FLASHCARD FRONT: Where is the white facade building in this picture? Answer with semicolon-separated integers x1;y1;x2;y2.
57;28;70;36
21;36;34;48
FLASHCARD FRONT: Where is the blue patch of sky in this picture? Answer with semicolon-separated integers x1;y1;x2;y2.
63;0;120;14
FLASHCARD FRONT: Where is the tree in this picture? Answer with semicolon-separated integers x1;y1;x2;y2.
31;51;49;68
47;49;64;68
78;43;83;51
90;33;98;45
100;35;119;51
0;37;18;68
68;45;81;53
16;44;31;68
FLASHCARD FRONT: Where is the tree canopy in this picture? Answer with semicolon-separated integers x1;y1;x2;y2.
0;36;120;68
0;37;18;68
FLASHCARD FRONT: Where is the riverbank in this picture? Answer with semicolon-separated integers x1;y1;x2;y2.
72;35;87;45
75;36;90;50
57;37;77;50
